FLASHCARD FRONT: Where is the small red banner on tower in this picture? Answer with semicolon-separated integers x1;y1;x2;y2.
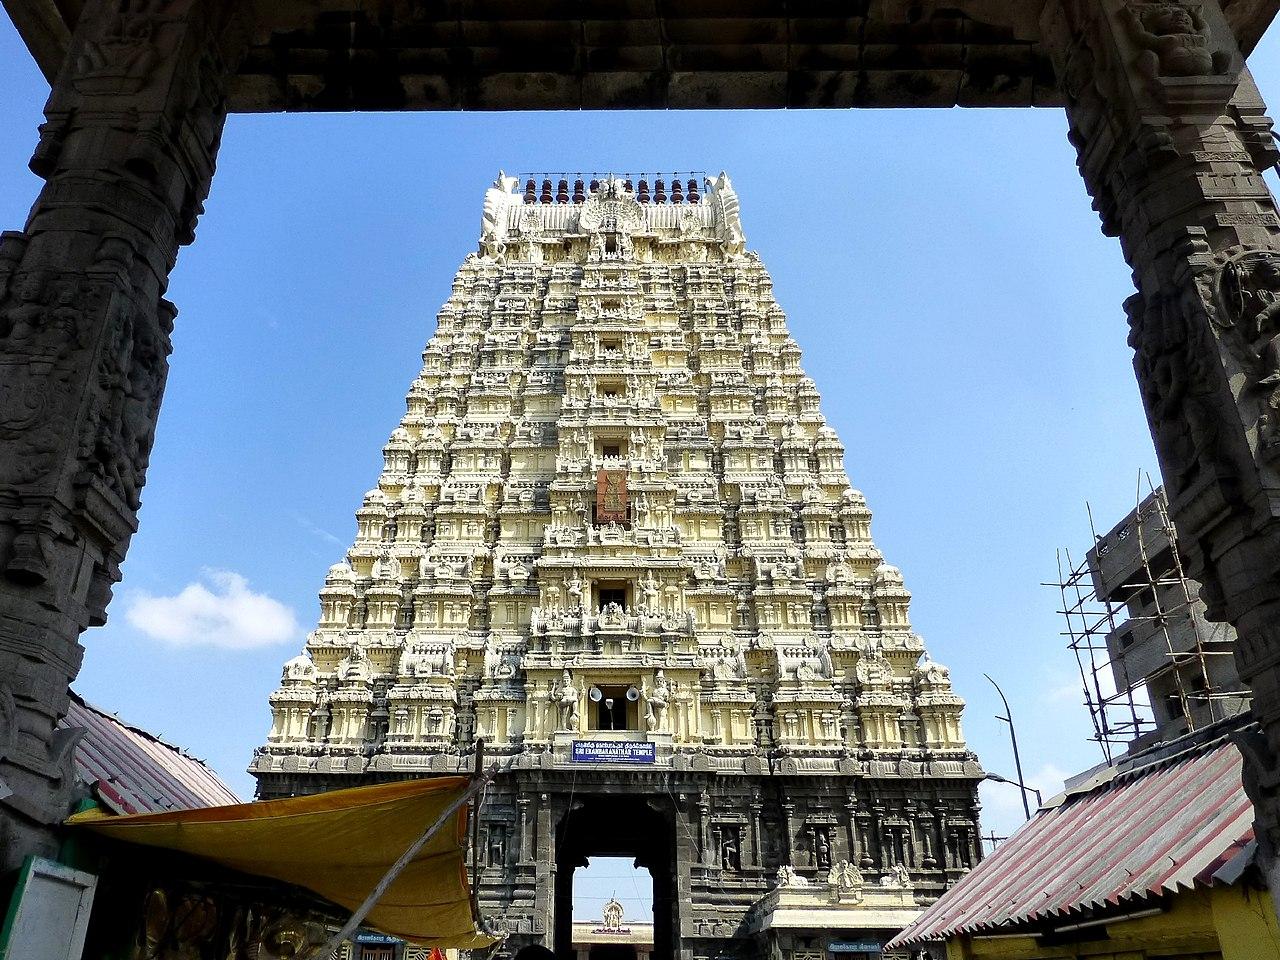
596;469;628;523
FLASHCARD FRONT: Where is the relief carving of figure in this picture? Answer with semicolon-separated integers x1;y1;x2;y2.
0;274;64;434
601;897;624;931
1220;252;1280;381
81;299;165;509
1133;287;1239;484
813;828;832;870
642;670;670;731
553;670;579;729
775;865;807;888
1122;1;1228;79
827;859;863;890
76;0;173;89
640;570;660;613
720;829;741;871
567;570;584;611
482;643;500;679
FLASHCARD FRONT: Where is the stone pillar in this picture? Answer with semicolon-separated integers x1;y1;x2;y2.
0;0;245;873
536;793;556;942
780;801;796;864
697;794;712;867
518;795;533;863
1045;0;1280;904
844;796;859;866
749;796;763;869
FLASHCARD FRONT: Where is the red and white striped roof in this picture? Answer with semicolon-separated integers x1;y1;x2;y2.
63;690;241;815
891;726;1255;946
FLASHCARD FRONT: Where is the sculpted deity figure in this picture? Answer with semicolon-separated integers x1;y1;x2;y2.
601;898;624;931
1224;254;1280;384
814;829;832;869
643;670;670;731
553;670;579;729
881;862;912;887
341;641;370;682
827;859;863;890
641;570;660;613
567;570;584;611
720;830;741;871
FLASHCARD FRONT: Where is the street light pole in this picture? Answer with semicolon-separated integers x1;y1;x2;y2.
984;673;1032;821
984;772;1042;810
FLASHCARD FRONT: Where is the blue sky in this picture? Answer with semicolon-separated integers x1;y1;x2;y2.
6;14;1280;923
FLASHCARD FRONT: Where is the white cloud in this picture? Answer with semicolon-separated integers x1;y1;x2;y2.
125;569;300;649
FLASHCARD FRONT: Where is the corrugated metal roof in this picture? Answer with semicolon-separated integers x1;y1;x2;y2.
62;690;241;815
890;729;1254;946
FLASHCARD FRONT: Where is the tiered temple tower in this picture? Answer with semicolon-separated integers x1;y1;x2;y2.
252;173;982;960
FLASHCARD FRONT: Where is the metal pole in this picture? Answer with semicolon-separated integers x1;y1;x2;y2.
984;674;1032;820
984;772;1042;811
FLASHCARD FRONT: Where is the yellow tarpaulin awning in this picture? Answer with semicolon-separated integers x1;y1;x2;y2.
67;776;495;948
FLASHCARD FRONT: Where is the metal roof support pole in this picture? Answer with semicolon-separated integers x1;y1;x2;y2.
319;764;500;957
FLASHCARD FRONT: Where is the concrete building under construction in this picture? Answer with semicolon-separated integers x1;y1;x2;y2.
1056;486;1252;760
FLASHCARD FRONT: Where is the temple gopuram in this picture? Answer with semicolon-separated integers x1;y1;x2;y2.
251;173;982;960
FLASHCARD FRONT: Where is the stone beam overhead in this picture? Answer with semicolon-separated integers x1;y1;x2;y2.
12;0;1271;111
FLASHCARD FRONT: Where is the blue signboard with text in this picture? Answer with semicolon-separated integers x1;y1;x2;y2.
571;739;657;764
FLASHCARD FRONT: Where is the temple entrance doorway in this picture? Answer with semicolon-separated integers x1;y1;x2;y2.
555;795;673;960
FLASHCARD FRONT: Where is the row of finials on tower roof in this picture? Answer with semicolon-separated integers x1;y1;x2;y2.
523;176;702;205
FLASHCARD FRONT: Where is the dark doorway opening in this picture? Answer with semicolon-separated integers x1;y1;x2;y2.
555;794;674;960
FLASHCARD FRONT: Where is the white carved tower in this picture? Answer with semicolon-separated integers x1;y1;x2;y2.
253;172;980;959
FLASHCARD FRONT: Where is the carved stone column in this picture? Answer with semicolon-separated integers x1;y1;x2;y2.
697;794;713;867
517;795;533;863
1043;0;1280;905
0;0;245;872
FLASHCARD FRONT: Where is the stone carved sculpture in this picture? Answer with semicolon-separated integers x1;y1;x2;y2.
827;859;863;890
1209;251;1280;456
720;827;741;871
641;670;670;732
1121;1;1229;78
553;670;579;730
479;172;519;258
775;865;808;888
601;897;624;931
1130;285;1241;486
880;862;912;887
74;0;173;92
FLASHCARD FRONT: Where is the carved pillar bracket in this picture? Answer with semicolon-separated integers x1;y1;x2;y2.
0;0;249;872
1042;0;1280;902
